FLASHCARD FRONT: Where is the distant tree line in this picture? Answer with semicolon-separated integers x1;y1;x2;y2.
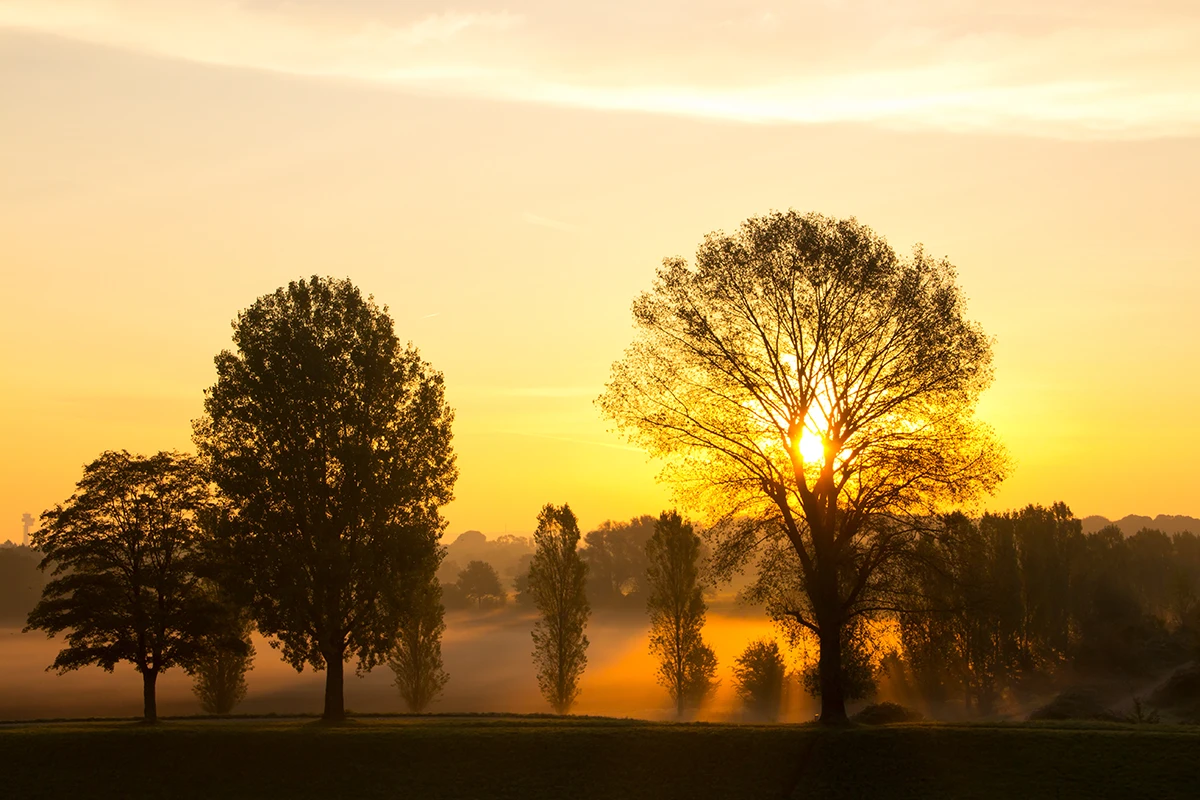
0;546;45;625
892;503;1200;716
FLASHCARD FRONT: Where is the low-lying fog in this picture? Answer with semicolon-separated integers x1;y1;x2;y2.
0;604;823;722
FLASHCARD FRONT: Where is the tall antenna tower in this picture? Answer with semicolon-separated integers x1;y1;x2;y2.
21;513;34;547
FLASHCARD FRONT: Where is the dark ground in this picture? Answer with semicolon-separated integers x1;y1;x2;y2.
2;715;1197;799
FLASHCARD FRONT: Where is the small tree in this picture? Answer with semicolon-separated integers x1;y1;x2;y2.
190;606;255;715
734;640;787;721
645;510;718;716
528;503;590;714
512;553;535;606
389;572;449;713
25;451;234;723
457;560;506;609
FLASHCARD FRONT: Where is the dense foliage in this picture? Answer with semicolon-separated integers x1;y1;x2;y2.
25;451;238;722
895;504;1200;716
194;276;456;721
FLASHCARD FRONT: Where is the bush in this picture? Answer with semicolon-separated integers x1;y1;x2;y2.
1149;662;1200;720
1149;663;1200;709
852;702;923;725
1028;688;1118;722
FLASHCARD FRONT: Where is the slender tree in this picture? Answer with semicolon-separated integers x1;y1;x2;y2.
600;211;1006;723
388;571;449;713
25;451;233;723
194;276;456;721
528;503;590;714
190;601;255;715
645;510;718;716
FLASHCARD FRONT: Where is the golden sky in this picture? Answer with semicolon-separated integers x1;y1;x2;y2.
2;1;1198;539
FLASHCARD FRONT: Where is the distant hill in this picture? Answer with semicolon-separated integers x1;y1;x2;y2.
1080;514;1200;536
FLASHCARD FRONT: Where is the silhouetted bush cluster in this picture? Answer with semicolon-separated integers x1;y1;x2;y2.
852;702;923;725
1149;664;1200;721
1028;688;1119;722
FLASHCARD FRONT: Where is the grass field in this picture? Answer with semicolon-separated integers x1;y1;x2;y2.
2;715;1198;799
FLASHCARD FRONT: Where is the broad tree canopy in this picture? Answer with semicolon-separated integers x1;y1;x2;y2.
599;211;1006;722
194;276;456;721
25;450;229;722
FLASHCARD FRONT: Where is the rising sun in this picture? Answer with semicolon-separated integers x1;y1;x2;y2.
797;427;825;464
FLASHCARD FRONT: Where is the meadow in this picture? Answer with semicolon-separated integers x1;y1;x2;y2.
2;715;1197;800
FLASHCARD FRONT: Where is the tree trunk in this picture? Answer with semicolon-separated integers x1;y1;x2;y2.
323;652;345;721
817;624;848;725
142;669;159;724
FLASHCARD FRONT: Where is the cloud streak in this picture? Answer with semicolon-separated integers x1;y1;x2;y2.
2;1;1198;139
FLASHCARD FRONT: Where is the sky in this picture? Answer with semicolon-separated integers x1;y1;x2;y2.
1;0;1198;540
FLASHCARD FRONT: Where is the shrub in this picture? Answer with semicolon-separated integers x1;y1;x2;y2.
852;702;923;725
1028;688;1118;722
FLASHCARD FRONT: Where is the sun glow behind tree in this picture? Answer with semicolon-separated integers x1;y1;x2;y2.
600;210;1008;723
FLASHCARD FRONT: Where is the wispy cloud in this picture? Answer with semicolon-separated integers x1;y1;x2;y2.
3;1;1198;139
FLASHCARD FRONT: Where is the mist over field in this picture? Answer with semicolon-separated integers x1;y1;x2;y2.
0;606;810;722
7;513;1200;725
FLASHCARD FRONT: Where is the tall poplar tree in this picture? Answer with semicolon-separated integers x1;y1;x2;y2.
528;503;590;714
388;571;449;713
645;510;718;716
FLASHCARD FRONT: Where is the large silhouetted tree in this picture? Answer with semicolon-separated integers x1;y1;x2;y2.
389;571;449;713
25;450;233;723
194;276;456;721
528;503;590;714
600;211;1006;723
645;510;718;716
